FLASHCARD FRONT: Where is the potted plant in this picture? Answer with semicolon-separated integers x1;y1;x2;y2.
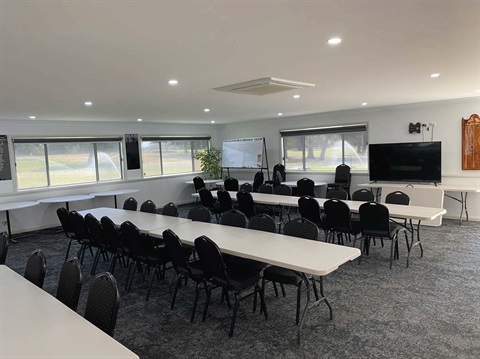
195;146;222;179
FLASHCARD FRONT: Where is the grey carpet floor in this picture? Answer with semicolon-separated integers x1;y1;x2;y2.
4;204;480;359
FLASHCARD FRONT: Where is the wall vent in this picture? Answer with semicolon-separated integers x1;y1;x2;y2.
213;77;315;96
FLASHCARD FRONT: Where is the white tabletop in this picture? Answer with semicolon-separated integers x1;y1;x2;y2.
79;207;191;233
281;181;327;188
0;265;139;359
358;182;480;193
0;201;39;211
215;179;251;186
149;222;360;276
185;179;221;185
192;191;281;206
89;189;139;197
38;194;95;203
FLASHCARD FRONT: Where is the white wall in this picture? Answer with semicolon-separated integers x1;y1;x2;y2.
0;119;220;234
218;97;480;221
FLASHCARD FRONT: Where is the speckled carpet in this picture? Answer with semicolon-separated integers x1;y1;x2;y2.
4;204;480;359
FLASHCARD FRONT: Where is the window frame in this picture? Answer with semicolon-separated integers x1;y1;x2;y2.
12;136;124;190
140;136;210;177
280;124;368;172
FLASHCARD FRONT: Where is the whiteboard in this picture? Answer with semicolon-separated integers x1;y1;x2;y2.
221;137;264;168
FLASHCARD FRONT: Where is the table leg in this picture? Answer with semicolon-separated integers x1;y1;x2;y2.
444;192;467;226
4;210;17;243
406;220;423;268
114;195;118;209
297;274;333;344
65;202;70;211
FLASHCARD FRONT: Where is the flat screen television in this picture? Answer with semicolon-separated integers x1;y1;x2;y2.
369;141;442;183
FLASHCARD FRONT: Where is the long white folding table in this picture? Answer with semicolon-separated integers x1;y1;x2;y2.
193;191;446;267
0;265;139;359
89;189;139;208
0;201;39;242
38;194;95;211
281;181;327;188
149;221;360;344
78;207;191;233
358;182;480;225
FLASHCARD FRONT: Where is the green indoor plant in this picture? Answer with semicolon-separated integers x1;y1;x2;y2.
195;146;222;179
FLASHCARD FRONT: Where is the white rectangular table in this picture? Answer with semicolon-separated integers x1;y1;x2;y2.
0;265;139;359
78;207;191;234
358;182;480;225
149;221;360;344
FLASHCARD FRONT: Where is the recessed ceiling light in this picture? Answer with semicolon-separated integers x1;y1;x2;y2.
137;118;142;122
29;115;36;119
204;108;210;112
430;73;440;78
278;113;283;116
168;79;178;85
84;101;93;106
293;95;300;99
211;120;215;124
327;37;342;45
362;102;368;106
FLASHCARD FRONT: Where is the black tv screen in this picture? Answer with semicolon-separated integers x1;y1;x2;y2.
369;142;442;183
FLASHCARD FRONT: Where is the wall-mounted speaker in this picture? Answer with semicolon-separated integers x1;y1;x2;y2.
409;122;421;134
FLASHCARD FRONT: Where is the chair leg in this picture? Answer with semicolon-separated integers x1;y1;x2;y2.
191;281;202;323
109;253;118;274
257;284;268;320
272;282;279;297
229;293;240;337
146;266;159;301
90;248;101;276
253;286;258;313
125;260;133;291
65;239;73;261
296;281;302;325
170;274;181;308
280;283;286;297
389;239;395;269
202;287;212;322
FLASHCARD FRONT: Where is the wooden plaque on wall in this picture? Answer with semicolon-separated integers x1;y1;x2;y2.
462;114;480;170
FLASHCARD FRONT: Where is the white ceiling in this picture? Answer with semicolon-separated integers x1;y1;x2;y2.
1;0;479;125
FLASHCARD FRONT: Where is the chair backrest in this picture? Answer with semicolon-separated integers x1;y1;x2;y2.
252;171;264;192
0;233;9;265
326;189;348;200
198;187;216;208
298;195;322;224
163;229;191;276
162;202;178;217
385;191;410;206
217;189;234;212
352;189;375;202
187;206;212;222
236;190;256;219
69;210;90;242
283;218;319;240
274;184;292;196
359;201;391;237
272;163;286;182
297;178;315;197
248;213;276;233
84;272;120;337
239;182;253;192
120;221;149;258
100;216;125;250
56;207;75;238
56;257;83;311
224;178;239;191
123;197;138;211
84;213;107;248
323;199;351;232
24;249;47;288
195;235;230;289
219;209;248;228
140;199;156;213
193;176;206;192
334;164;351;184
258;184;273;194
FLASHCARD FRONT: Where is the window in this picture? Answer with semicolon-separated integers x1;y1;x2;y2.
141;137;209;177
13;137;123;190
281;124;368;171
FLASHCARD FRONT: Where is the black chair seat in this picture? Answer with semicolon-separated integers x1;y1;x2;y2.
264;266;302;286
225;256;269;273
226;265;262;293
188;260;206;282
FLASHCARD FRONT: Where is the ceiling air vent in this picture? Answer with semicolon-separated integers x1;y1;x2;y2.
213;77;315;96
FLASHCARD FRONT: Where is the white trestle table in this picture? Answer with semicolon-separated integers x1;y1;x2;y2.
0;201;39;242
38;194;95;211
0;265;139;359
358;182;479;225
149;221;360;344
89;189;139;208
78;207;191;234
